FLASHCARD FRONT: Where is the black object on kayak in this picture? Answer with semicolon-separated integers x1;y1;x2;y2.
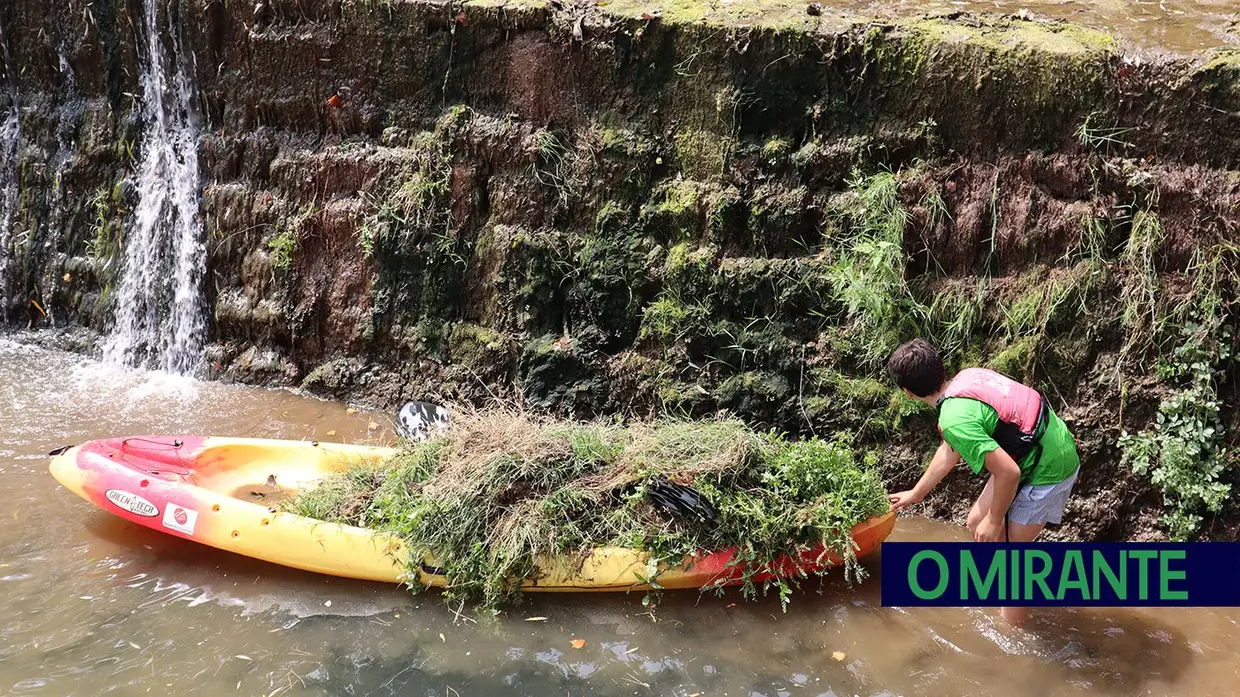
646;478;718;524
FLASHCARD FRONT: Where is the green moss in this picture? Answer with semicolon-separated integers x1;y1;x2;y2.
664;242;691;278
657;380;710;413
711;257;833;335
714;371;791;414
610;351;675;392
301;358;361;394
656;178;700;218
607;353;696;415
519;334;609;415
597;126;655;159
639;294;711;344
594;200;630;233
661;243;718;309
859;15;1117;149
595;0;813;30
598;127;627;151
642;178;712;240
474;226;570;336
761;137;792;163
664;241;716;283
673;129;733;181
802;396;833;421
706;186;743;242
1197;48;1240;77
362;115;467;327
747;183;809;254
987;336;1037;380
448;323;512;371
905;16;1115;56
802;369;918;436
702;314;799;376
565;233;654;347
828;373;889;404
790;140;822;170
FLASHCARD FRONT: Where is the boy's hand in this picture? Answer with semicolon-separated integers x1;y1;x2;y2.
888;490;923;512
973;516;1005;542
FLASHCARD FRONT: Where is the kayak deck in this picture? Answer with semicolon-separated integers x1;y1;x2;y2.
49;435;897;592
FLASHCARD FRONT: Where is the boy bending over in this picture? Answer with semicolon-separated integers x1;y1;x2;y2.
885;339;1081;626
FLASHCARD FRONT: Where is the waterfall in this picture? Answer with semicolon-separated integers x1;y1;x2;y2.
100;0;207;375
36;44;81;328
0;16;19;315
0;106;18;310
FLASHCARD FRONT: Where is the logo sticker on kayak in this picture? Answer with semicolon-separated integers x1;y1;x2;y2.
162;503;198;536
105;490;159;517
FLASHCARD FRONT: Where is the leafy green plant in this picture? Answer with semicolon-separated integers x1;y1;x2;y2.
1118;312;1234;540
532;128;587;207
356;108;461;259
826;169;926;368
268;228;297;272
86;188;114;262
356;190;382;259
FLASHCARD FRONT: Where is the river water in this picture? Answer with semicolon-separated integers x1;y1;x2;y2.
1;339;1237;697
829;0;1239;52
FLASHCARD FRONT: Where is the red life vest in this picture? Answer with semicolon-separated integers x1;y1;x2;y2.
936;368;1049;463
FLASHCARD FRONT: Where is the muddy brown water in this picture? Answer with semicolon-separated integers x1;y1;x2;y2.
1;339;1237;697
825;0;1238;53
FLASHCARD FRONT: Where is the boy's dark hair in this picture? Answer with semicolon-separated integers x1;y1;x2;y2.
887;339;946;398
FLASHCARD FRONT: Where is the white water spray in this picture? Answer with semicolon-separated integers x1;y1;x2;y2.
37;44;82;328
101;0;207;374
0;14;19;312
0;105;18;307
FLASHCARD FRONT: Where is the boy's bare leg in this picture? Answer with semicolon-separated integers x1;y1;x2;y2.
1000;520;1047;626
966;477;1048;626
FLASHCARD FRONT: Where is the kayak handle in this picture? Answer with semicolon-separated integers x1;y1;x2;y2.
122;437;184;449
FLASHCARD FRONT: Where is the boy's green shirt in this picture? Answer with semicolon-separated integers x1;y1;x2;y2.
938;397;1080;486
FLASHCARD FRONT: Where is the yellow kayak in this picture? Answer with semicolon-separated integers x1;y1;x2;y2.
49;434;897;592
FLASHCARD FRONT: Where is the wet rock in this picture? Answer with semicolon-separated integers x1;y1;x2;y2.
301;357;365;398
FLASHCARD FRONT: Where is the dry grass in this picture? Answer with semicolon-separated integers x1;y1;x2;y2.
280;405;889;611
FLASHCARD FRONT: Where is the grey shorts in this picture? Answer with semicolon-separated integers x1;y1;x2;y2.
1007;466;1080;526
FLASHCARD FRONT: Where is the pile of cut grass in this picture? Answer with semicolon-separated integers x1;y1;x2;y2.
280;407;890;611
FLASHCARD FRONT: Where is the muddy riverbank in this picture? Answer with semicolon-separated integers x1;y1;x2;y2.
0;1;1237;543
